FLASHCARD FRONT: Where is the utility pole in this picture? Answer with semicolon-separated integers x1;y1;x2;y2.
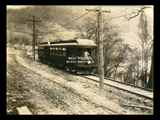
26;16;41;61
86;6;111;91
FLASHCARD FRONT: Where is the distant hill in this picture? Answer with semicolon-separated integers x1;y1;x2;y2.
7;6;90;43
7;6;86;32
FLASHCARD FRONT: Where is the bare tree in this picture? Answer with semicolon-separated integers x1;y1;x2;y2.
76;15;97;40
116;5;154;88
76;6;153;89
138;11;153;88
76;14;129;80
121;48;141;85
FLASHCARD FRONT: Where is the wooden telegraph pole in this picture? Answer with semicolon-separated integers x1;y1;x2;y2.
86;6;111;91
26;16;41;61
97;6;104;91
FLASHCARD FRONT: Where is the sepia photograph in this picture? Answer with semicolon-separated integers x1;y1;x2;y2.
6;5;153;115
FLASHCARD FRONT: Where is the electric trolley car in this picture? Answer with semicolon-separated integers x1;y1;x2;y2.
38;39;97;74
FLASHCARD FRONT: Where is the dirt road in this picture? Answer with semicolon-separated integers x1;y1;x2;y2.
6;47;153;115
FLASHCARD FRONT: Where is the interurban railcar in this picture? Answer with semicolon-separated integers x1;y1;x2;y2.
38;39;97;74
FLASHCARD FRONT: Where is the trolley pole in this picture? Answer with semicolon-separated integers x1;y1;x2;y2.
86;6;111;91
26;16;41;61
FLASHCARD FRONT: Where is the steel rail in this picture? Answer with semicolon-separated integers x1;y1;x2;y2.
92;74;153;92
81;75;153;100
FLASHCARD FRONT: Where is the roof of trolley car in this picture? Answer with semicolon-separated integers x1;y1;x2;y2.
38;39;97;47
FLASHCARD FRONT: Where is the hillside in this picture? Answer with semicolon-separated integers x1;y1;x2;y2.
7;6;92;43
7;6;81;29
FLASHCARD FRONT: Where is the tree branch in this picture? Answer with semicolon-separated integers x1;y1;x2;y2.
103;6;153;22
125;6;153;21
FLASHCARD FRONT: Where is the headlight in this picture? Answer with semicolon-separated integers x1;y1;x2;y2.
88;60;91;64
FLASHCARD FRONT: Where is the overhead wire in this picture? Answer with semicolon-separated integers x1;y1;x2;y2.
40;10;91;36
39;7;86;23
8;7;91;39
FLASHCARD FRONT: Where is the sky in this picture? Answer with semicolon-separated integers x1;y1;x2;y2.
7;5;153;50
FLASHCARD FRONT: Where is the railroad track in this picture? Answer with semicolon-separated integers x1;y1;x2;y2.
36;56;154;100
11;47;153;100
81;75;153;100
